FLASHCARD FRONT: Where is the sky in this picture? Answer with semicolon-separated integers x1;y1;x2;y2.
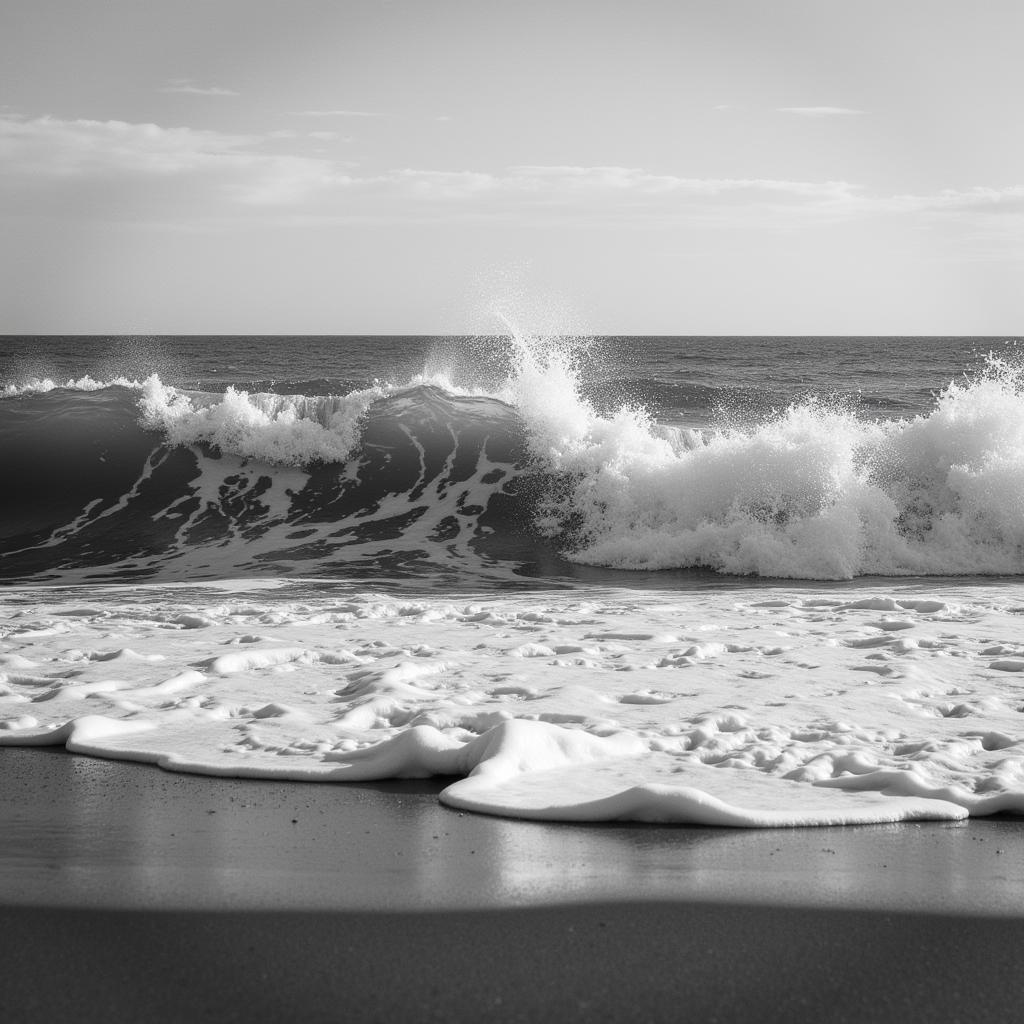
1;0;1022;335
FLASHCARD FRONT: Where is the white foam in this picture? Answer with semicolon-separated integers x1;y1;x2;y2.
496;332;1024;579
2;375;143;397
15;338;1024;581
440;725;966;826
1;582;1022;826
136;375;385;466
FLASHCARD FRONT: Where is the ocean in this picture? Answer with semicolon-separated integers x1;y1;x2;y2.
1;332;1023;826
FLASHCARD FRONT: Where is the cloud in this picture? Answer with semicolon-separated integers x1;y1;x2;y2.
291;109;384;118
503;166;854;199
778;106;864;117
0;122;859;228
0;114;253;175
160;79;238;97
377;167;860;223
0;114;344;209
869;185;1024;218
0;113;1020;251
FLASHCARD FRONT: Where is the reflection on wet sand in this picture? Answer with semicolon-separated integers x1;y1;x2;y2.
2;748;1022;916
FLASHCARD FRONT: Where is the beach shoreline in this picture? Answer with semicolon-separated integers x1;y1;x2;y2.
3;747;1023;1022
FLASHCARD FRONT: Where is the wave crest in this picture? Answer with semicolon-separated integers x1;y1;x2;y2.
137;375;386;466
530;355;1024;578
3;338;1024;583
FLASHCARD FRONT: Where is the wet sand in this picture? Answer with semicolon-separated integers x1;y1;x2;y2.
3;747;1024;1022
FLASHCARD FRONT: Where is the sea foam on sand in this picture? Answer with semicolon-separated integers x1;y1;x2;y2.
1;581;1023;827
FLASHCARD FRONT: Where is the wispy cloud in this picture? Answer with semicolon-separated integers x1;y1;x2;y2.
1;113;1020;252
0;114;344;208
871;186;1024;217
291;109;384;118
778;106;864;117
360;166;863;229
160;79;238;97
489;166;855;201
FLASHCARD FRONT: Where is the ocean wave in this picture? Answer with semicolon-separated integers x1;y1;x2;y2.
0;380;534;583
534;355;1024;579
1;340;1023;582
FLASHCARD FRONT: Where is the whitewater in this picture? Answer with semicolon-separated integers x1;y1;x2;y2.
2;333;1024;826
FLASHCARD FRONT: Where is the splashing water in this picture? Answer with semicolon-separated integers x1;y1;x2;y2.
4;333;1024;831
3;332;1024;582
506;345;1024;579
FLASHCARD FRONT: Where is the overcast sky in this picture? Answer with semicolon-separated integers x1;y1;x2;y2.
1;0;1022;334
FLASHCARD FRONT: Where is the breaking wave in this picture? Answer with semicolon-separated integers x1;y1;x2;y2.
2;335;1024;583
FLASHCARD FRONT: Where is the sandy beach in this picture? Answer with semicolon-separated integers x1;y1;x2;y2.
3;746;1023;1023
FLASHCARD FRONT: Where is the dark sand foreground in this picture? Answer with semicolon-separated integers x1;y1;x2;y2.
2;747;1023;1023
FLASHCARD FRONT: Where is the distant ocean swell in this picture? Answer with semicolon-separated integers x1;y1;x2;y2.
2;341;1024;583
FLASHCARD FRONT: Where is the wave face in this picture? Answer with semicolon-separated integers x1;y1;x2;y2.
2;335;1024;583
0;380;545;584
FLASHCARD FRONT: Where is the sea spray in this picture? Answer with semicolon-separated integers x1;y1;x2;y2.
2;375;145;397
491;327;1024;578
3;337;1024;582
